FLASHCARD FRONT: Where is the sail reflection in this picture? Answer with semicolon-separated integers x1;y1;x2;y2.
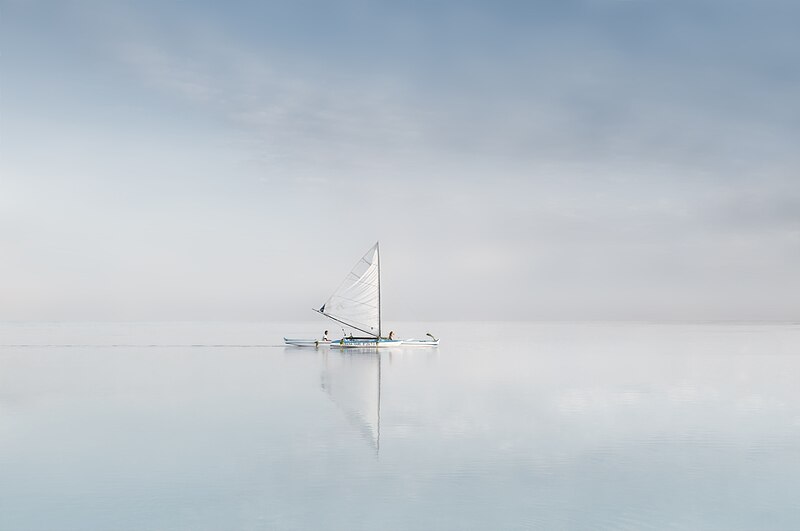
320;351;381;454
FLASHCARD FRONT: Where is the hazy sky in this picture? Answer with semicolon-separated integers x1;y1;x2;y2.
2;0;798;321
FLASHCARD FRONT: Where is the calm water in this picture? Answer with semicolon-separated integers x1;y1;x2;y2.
1;322;799;530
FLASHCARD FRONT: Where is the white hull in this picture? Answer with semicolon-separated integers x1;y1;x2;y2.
284;337;437;348
283;338;331;347
331;338;403;348
401;339;440;347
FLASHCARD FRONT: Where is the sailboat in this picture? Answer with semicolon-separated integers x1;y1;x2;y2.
284;242;439;348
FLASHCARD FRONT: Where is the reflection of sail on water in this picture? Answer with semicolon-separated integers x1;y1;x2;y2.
320;352;381;453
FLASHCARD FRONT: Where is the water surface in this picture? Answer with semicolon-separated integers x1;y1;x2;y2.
1;322;799;530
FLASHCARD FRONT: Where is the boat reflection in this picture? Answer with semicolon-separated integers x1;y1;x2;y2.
320;350;382;455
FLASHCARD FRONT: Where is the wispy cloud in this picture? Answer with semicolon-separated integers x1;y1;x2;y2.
93;0;800;192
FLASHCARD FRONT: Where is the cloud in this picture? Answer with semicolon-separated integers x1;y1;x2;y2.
89;0;800;194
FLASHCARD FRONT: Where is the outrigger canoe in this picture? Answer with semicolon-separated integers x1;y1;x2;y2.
284;337;439;348
285;242;439;348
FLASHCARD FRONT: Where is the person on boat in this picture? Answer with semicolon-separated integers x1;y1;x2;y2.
322;330;329;341
388;331;395;340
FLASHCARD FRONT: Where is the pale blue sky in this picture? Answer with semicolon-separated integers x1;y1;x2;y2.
1;0;798;321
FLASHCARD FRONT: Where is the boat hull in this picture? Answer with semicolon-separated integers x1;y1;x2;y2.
331;338;404;348
401;339;440;346
284;337;438;348
283;338;331;347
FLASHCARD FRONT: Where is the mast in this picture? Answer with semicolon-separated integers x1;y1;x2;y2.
377;241;381;339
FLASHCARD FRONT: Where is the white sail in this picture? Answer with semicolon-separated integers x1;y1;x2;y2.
318;242;381;337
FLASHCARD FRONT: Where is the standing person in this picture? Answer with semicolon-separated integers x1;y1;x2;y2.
323;330;329;341
388;331;395;340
